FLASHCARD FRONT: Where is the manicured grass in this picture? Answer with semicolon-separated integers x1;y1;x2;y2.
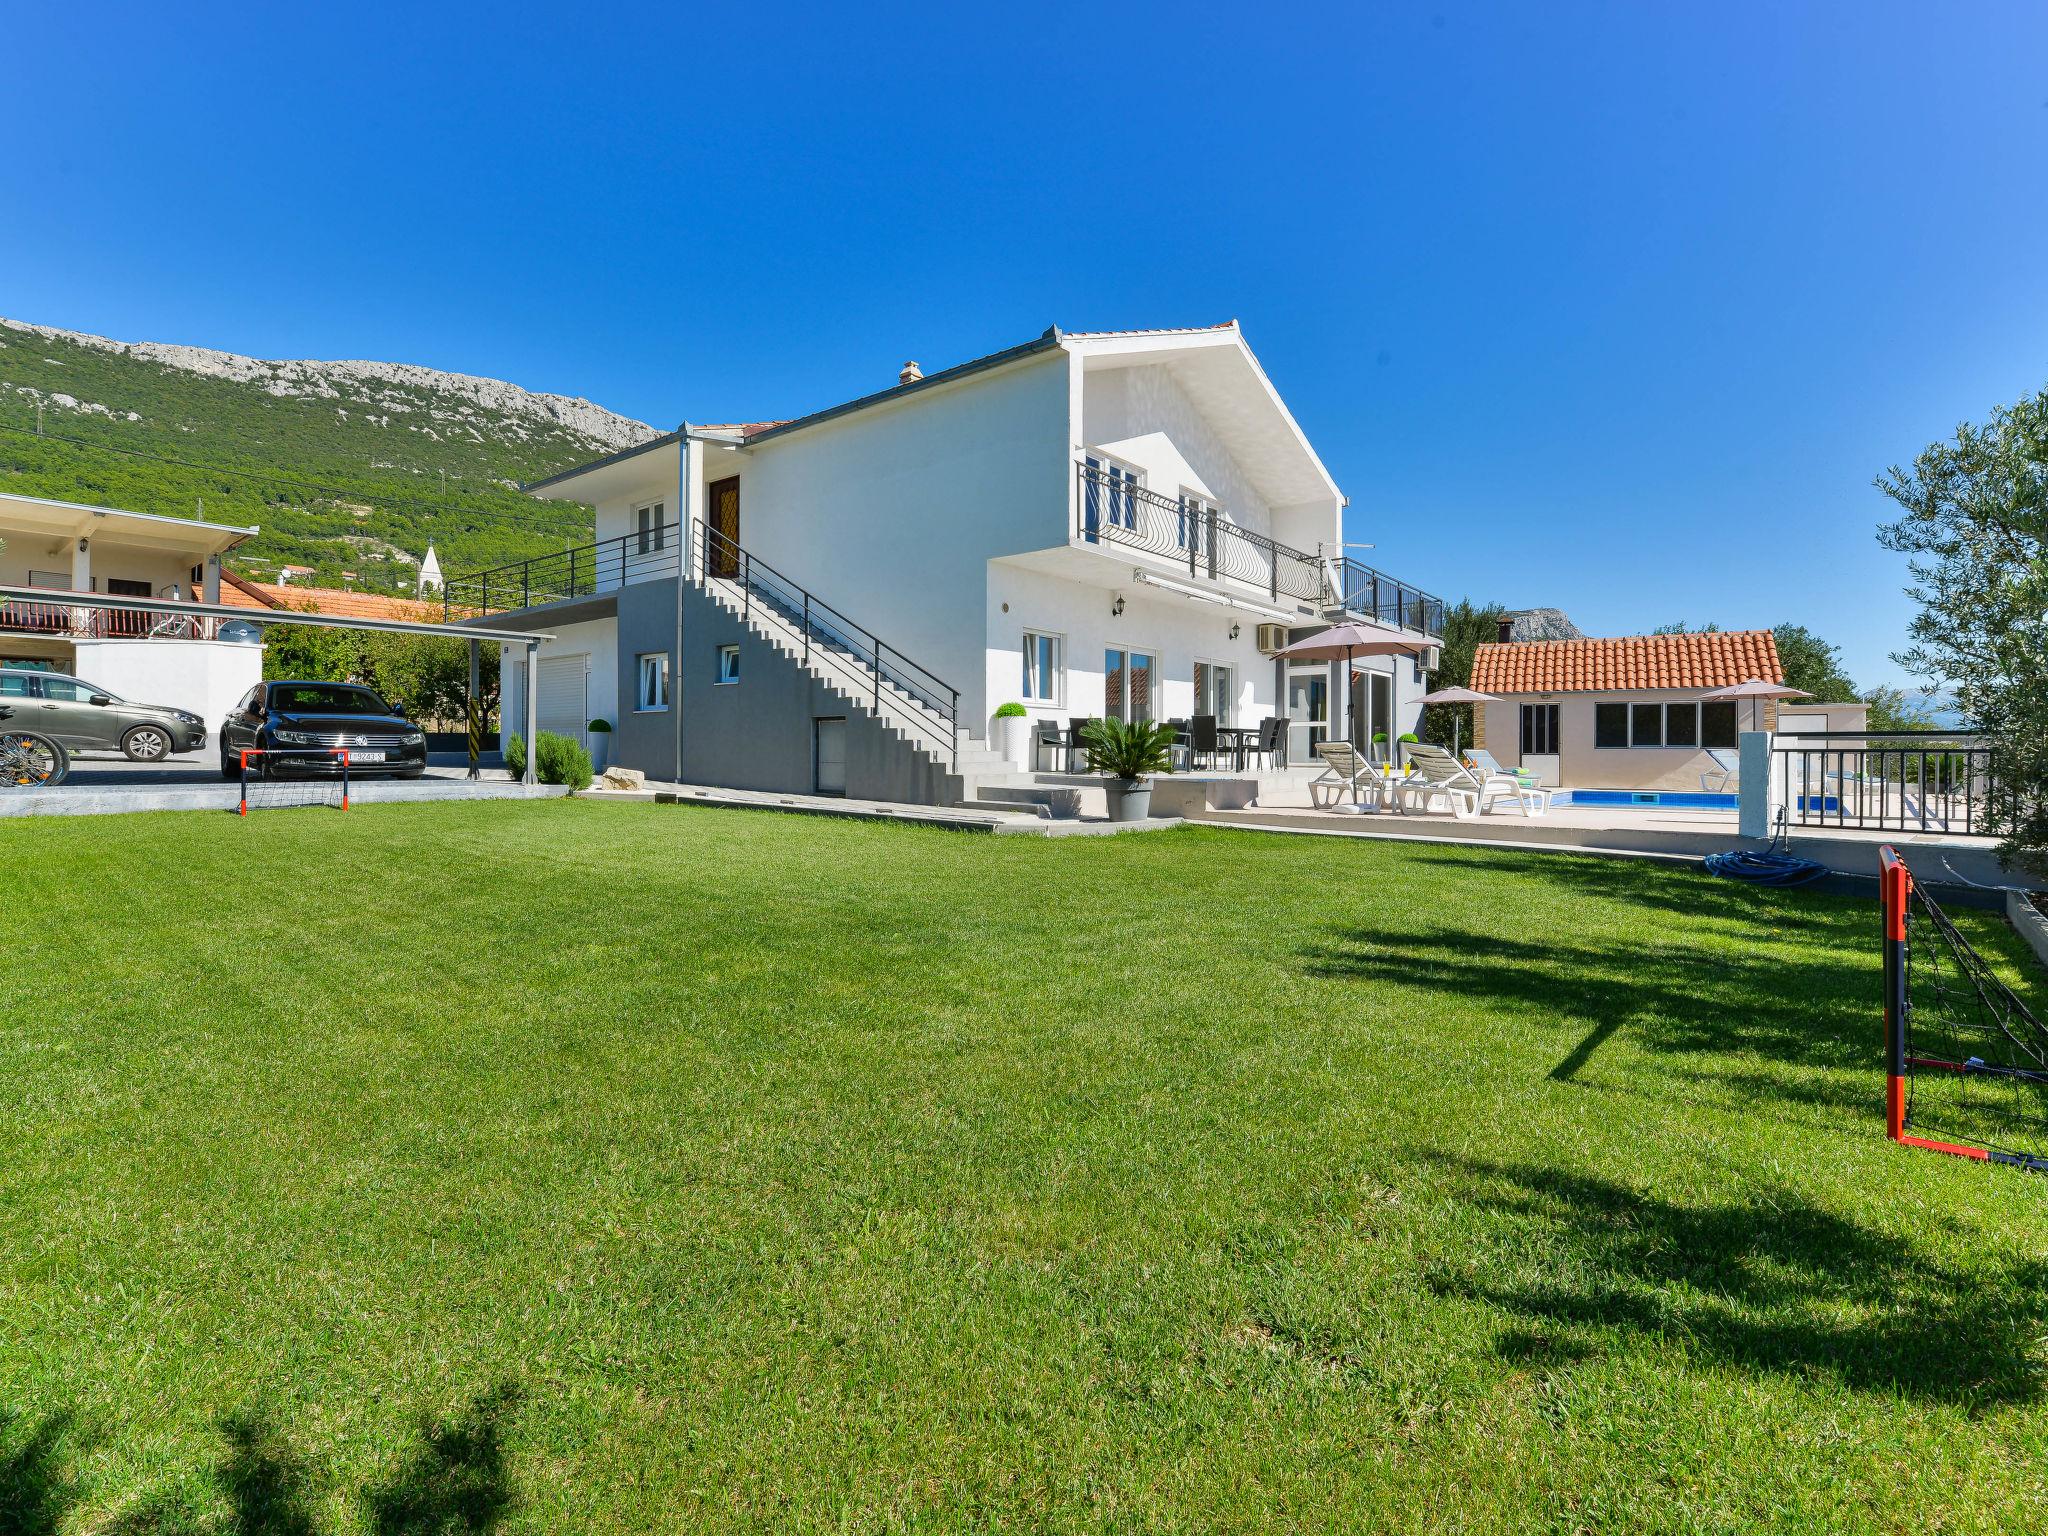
4;801;2047;1533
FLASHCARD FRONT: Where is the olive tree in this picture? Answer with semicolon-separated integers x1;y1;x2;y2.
1877;386;2048;872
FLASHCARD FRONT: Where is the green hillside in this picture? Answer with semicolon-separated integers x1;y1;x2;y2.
0;319;659;594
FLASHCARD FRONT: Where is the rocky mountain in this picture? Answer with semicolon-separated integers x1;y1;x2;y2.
0;317;660;592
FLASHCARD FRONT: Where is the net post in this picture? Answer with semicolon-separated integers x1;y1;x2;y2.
341;749;350;812
239;749;250;817
1880;845;1911;1144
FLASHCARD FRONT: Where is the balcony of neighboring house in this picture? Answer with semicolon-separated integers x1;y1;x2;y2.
1067;461;1445;636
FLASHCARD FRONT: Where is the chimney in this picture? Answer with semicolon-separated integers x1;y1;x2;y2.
899;360;923;386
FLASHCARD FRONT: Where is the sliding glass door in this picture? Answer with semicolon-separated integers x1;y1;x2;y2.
1104;648;1157;723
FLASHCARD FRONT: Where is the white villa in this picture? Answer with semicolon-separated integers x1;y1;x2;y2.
458;324;1444;805
0;490;264;732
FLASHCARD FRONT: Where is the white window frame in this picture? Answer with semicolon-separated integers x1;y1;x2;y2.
635;651;670;712
1193;656;1235;726
633;499;667;558
1104;643;1160;724
715;643;741;686
1178;486;1217;557
1021;629;1063;707
1082;451;1145;537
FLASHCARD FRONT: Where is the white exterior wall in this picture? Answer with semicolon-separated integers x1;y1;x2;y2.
986;564;1278;735
704;352;1073;726
1483;688;1752;791
498;617;619;752
71;638;263;744
1082;364;1278;538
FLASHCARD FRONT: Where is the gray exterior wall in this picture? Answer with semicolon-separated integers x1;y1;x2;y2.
610;576;960;804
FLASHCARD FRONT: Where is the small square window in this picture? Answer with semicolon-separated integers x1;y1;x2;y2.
716;644;740;685
636;652;669;711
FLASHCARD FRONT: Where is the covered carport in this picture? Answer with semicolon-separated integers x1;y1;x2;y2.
0;584;558;810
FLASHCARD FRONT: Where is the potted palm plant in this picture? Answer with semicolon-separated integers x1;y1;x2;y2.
1081;718;1176;822
993;701;1031;770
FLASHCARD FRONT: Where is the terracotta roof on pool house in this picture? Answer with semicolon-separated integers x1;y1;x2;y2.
1471;629;1783;694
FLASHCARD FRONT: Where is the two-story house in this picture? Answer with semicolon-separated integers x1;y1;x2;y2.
452;323;1444;804
0;490;264;736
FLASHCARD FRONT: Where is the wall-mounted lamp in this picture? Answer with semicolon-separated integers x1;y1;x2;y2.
1228;621;1241;641
1112;594;1124;618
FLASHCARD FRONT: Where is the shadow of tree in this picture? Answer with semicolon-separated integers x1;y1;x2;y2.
1426;1154;2048;1406
365;1385;519;1536
218;1411;319;1536
0;1409;79;1536
1299;921;1874;1080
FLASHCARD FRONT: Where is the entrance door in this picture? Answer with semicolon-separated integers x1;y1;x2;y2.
707;476;740;579
814;717;846;795
536;654;588;751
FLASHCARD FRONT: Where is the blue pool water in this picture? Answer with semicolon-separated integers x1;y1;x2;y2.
1552;789;1740;810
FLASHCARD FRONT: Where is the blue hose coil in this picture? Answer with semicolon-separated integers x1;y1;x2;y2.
1703;849;1830;886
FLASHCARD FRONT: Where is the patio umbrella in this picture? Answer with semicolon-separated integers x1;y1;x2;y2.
1698;678;1814;732
1273;625;1431;811
1414;684;1502;761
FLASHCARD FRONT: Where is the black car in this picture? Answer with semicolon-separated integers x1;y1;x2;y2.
219;680;429;779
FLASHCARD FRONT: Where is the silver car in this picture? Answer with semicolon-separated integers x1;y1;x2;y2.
0;668;208;760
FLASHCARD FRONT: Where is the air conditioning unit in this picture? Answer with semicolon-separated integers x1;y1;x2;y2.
1417;644;1442;672
1255;623;1290;656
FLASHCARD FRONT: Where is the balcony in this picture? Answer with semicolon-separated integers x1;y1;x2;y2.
0;592;239;642
441;521;682;620
1074;464;1444;636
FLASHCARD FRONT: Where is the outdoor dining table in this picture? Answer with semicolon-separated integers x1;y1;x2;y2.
1216;726;1258;770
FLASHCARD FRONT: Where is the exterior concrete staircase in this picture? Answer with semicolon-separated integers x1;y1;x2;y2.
695;548;1008;806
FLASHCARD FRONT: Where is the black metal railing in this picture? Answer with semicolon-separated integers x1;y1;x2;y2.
1076;463;1328;609
442;523;682;619
696;521;959;771
1330;558;1446;637
1772;730;2001;837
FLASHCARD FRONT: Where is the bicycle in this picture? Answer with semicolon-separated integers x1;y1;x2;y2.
0;709;68;787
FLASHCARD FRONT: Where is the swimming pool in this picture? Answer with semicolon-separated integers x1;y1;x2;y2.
1551;789;1739;810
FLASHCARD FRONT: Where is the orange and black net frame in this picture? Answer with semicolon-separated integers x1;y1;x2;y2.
1879;843;2048;1172
237;748;351;816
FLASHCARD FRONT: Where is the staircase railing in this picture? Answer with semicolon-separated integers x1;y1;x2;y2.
695;520;960;773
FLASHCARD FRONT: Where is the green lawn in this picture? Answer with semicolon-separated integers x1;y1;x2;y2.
5;801;2047;1533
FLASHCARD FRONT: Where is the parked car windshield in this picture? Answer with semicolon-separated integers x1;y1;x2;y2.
269;684;393;715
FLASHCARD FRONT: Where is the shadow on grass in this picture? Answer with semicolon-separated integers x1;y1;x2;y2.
366;1385;519;1536
1299;921;1874;1081
1429;1154;2048;1406
1;1408;78;1536
0;1390;518;1535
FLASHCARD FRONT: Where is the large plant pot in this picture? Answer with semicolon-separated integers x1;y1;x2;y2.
1104;776;1153;823
995;714;1031;771
589;734;611;774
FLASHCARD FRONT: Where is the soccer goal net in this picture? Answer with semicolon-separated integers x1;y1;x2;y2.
235;749;353;815
1881;845;2048;1173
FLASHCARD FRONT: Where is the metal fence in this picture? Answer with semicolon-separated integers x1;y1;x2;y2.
1075;462;1329;608
0;596;232;641
1773;730;2000;837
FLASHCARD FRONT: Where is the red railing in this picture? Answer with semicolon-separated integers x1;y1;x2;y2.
0;594;228;641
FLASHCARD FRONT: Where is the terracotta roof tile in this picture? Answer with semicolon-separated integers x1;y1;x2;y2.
217;570;441;622
1470;630;1783;695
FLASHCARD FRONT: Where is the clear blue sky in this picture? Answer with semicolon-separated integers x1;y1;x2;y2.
6;2;2045;688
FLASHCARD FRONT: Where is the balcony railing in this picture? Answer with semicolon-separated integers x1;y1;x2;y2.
1330;558;1446;637
1074;464;1445;635
0;593;235;642
442;523;681;619
1077;462;1328;609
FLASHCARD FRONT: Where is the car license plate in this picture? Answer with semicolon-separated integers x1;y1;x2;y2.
350;750;387;763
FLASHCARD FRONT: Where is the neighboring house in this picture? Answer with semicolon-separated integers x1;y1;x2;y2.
216;569;441;623
1471;629;1783;790
0;490;264;734
453;323;1445;802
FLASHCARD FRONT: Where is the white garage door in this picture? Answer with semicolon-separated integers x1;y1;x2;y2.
537;654;589;750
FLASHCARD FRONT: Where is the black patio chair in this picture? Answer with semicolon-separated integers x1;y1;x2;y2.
1033;719;1063;772
1254;715;1287;769
1190;715;1220;770
1165;717;1191;771
1065;717;1095;772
